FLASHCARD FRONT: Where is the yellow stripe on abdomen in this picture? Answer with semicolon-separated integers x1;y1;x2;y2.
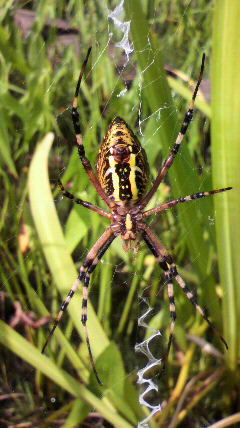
108;155;120;202
129;154;142;200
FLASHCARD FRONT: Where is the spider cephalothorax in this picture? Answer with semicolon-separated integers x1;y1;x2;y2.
42;47;231;385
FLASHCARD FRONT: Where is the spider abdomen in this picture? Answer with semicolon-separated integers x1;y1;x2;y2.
97;117;149;205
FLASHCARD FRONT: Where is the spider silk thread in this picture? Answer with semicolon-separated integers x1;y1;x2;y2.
135;297;162;427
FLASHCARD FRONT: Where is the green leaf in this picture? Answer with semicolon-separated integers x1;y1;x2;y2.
125;0;222;327
0;322;133;428
62;399;90;428
28;133;109;359
65;205;88;254
95;342;126;396
212;1;240;368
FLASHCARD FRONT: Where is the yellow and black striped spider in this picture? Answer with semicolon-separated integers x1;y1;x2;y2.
42;48;231;385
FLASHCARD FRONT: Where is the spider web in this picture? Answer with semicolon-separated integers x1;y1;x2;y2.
0;0;220;426
54;1;214;425
54;2;217;425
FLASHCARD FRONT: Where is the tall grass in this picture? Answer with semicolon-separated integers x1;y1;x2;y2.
211;0;240;370
0;0;238;426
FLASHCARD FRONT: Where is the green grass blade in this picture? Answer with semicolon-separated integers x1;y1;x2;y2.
125;0;222;323
0;321;133;428
62;399;90;428
28;133;109;359
168;75;211;119
212;1;240;368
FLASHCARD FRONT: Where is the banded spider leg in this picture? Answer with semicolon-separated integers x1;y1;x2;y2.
140;222;228;366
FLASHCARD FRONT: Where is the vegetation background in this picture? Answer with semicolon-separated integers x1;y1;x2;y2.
0;0;239;427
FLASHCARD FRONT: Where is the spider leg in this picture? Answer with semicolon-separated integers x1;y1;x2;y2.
57;179;112;219
140;223;228;360
42;227;116;385
140;54;205;209
166;280;176;358
71;48;114;209
142;186;232;218
79;228;116;384
173;273;228;349
41;277;81;354
139;223;177;361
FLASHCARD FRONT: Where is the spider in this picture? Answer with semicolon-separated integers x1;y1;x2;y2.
42;47;232;385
